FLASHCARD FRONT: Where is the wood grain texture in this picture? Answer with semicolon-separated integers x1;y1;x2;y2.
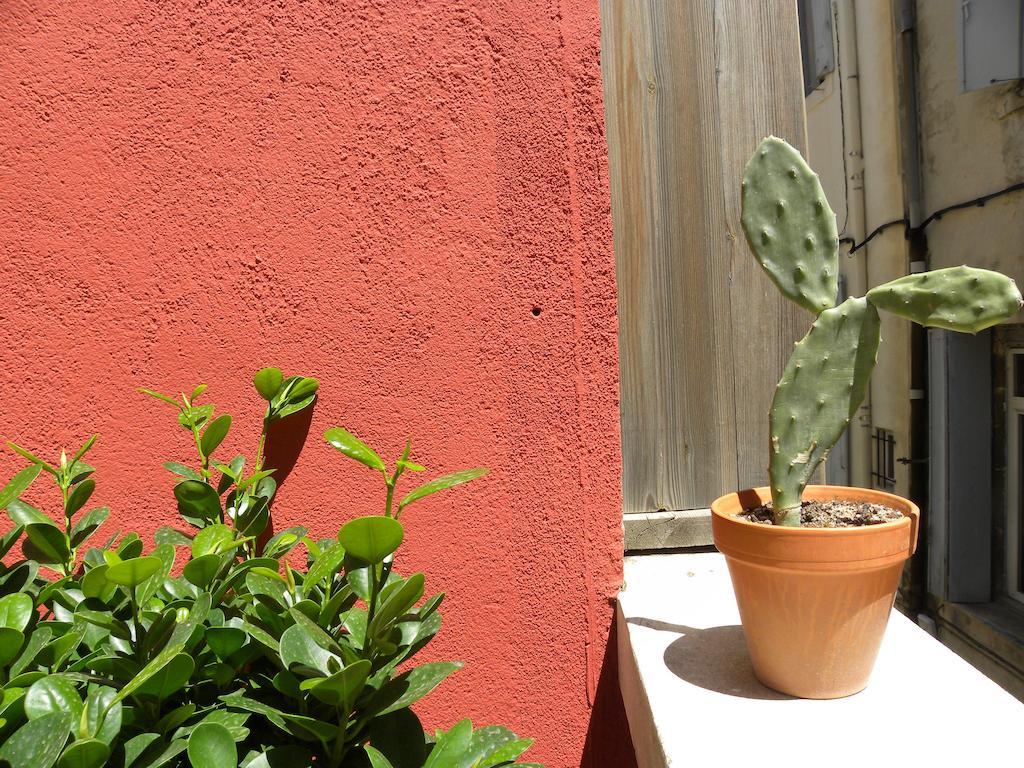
602;0;807;514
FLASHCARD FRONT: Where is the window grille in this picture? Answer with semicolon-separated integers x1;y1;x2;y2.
871;428;896;491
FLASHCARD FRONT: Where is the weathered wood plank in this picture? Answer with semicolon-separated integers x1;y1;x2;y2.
714;0;809;491
602;0;807;514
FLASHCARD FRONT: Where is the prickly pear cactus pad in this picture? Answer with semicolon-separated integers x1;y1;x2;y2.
866;265;1023;333
769;297;881;524
741;136;839;315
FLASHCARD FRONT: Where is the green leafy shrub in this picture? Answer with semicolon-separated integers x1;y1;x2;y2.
0;369;539;768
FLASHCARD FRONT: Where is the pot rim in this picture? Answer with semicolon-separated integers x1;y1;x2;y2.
711;485;920;567
711;484;916;534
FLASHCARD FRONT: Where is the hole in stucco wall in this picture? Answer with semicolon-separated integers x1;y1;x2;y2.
531;307;542;317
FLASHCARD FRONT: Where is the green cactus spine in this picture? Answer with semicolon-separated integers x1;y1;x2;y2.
768;297;881;524
866;265;1023;334
741;136;839;315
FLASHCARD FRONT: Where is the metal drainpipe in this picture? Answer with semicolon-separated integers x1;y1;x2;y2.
836;0;872;488
896;0;929;613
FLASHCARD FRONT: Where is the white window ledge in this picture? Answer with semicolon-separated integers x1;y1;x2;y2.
618;552;1024;766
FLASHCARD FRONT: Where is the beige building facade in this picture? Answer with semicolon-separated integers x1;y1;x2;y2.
802;0;1024;697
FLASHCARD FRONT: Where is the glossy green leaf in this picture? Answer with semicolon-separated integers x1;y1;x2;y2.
0;685;26;725
0;464;42;511
197;710;251;742
106;556;162;587
155;704;195;737
200;415;232;457
73;609;125;637
191;524;235;558
239;621;279;654
25;676;81;723
184;553;224;588
56;739;109;768
140;388;182;408
253;368;283;401
116;534;144;560
465;726;533;767
338;516;403;564
0;560;37;599
301;659;371;709
233;494;269;537
10;626;50;675
423;719;473;768
0;594;33;632
80;565;113;600
173;480;222;527
263;526;306;559
154;526;193;547
187;722;236;768
286;376;319;402
81;687;120;744
240;745;316;768
365;746;397;768
137;653;194;700
126;736;188;768
342;607;368;650
0;627;25;665
123;733;161;767
279;624;339;676
398;468;488;513
374;662;463;716
64;479;95;518
346;563;373;602
271;377;319;420
71;434;98;463
24;524;70;564
236;469;276;493
42;621;85;670
0;524;25;560
304;542;346;590
219;695;335;743
245;568;288;607
164;462;203;482
216;455;246;495
286;608;344;656
324;428;385;472
7;499;56;528
419;592;444;619
140;611;178;660
181;403;214;430
66;460;94;486
0;711;71;768
370;573;425;639
113;592;211;705
206;627;246;660
70;506;109;548
136;543;175;606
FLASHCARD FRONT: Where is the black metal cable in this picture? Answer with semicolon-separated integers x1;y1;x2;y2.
839;180;1024;255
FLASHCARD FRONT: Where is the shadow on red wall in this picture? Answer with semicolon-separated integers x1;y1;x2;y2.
581;603;637;767
259;401;316;549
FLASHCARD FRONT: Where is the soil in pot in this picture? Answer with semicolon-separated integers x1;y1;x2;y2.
738;499;904;527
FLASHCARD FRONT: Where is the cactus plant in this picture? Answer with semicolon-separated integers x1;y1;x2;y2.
741;136;839;315
743;136;1023;526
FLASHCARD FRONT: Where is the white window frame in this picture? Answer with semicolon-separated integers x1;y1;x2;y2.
1006;348;1024;603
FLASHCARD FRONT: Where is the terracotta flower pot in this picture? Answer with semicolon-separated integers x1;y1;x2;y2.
711;485;920;699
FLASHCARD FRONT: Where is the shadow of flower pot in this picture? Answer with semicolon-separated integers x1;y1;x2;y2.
627;617;793;700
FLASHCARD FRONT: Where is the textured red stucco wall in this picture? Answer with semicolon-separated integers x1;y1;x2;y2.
0;1;632;766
